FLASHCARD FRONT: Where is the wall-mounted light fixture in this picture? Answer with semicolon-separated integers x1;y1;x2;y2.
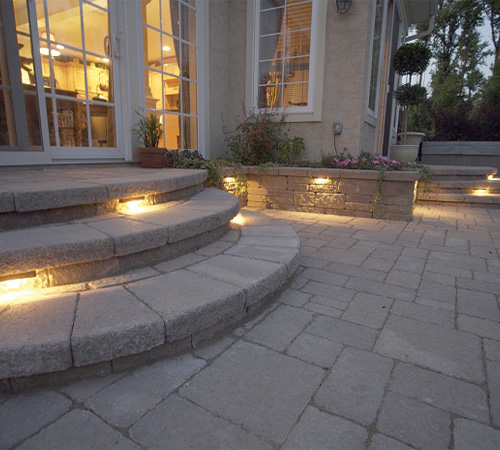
335;0;352;14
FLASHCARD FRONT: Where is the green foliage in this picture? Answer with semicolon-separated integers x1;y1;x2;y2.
394;84;428;108
406;101;433;135
132;111;163;148
392;43;431;76
277;136;305;164
370;169;385;217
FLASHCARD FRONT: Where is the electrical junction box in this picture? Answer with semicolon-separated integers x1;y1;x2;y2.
333;121;342;135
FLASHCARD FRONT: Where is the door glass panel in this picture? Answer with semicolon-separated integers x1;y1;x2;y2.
55;98;88;146
0;90;17;146
90;104;115;147
87;58;113;102
83;3;109;57
45;0;83;50
143;0;197;151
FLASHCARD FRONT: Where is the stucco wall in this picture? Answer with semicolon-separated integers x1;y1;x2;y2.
207;0;247;159
207;0;374;162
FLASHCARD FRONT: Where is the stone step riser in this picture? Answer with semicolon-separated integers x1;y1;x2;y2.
0;168;207;230
0;189;240;286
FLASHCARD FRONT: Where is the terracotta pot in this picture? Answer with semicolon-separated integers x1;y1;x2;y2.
138;147;166;168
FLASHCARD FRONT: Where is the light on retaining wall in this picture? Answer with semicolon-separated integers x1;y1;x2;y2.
314;178;331;185
474;189;488;196
488;175;495;180
335;0;352;14
224;177;236;183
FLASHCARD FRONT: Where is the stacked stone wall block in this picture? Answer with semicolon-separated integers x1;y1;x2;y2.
345;202;372;212
315;193;346;209
338;179;378;195
258;176;288;191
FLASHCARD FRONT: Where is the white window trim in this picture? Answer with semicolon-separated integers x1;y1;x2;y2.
364;0;388;125
245;0;327;122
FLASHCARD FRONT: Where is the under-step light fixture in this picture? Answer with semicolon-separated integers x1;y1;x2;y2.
314;178;331;185
230;213;245;225
488;175;495;180
474;189;488;196
118;196;151;213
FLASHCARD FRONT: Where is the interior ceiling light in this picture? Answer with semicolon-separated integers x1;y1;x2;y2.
336;0;352;14
102;57;110;63
163;45;171;51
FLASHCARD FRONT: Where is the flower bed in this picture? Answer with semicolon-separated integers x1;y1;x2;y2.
223;166;421;221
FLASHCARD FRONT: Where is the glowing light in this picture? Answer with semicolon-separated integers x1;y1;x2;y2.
0;272;38;305
120;199;148;213
488;175;495;180
40;47;60;57
314;178;330;185
56;44;64;50
163;45;171;51
230;213;245;225
102;57;110;63
224;177;236;183
474;189;488;196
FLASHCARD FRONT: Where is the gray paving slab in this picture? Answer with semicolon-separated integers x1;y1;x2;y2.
187;254;288;305
127;270;245;341
303;301;344;318
457;288;500;320
18;409;139;450
0;294;77;378
299;267;350;286
389;362;489;422
374;315;484;383
368;434;413;450
71;286;165;366
307;315;378;350
390;299;455;328
59;372;125;403
88;267;160;289
194;336;235;360
325;261;387;282
487;359;500;427
314;347;393;426
485;338;500;362
377;391;451;449
130;395;272;450
345;277;415;302
276;288;311;307
457;314;500;340
301;281;356;302
224;244;299;270
85;354;205;428
244;305;312;352
342;292;393;329
179;340;324;445
282;406;367;450
286;332;343;368
0;391;71;449
418;279;457;304
454;418;500;450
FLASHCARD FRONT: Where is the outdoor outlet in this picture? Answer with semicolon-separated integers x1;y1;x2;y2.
333;121;342;135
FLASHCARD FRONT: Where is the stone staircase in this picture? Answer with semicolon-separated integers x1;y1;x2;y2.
417;165;500;208
0;167;299;390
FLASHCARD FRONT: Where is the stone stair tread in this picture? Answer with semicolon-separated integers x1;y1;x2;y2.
427;165;497;176
0;168;207;213
0;212;300;381
418;192;500;203
0;189;239;278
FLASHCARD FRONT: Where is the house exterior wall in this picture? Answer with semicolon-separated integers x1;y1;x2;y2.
207;0;375;163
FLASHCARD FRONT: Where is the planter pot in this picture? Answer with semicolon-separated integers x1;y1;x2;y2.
390;144;419;163
138;147;166;168
398;132;426;146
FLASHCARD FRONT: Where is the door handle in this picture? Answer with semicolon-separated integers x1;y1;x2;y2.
104;36;110;57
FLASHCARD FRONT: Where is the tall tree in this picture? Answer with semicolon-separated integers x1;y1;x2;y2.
482;0;500;65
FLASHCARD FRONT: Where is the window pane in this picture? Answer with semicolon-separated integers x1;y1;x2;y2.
182;116;197;150
261;0;285;11
25;92;42;147
369;0;384;111
284;56;309;83
145;68;163;110
181;42;196;80
163;112;180;149
163;73;180;110
0;90;17;146
90;104;115;147
46;98;57;145
87;57;112;103
46;0;83;50
260;35;283;60
144;27;162;70
181;2;196;44
282;30;310;58
14;0;30;34
181;80;196;115
162;34;179;75
83;3;109;57
163;0;179;37
143;0;160;30
284;82;308;107
285;3;312;31
56;99;89;147
258;83;282;109
260;8;284;36
259;59;282;86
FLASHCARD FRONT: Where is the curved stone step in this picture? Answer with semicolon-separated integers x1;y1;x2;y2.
426;165;497;181
0;167;207;230
0;189;239;287
0;210;300;386
417;192;500;208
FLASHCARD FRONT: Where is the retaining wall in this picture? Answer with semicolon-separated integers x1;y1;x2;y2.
223;167;420;221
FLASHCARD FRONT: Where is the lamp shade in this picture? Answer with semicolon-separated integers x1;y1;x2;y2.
336;0;352;14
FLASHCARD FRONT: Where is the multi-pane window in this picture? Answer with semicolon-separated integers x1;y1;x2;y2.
368;0;385;114
256;0;313;110
143;0;197;150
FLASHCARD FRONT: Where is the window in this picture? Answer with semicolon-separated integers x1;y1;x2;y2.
142;0;198;150
254;0;316;113
367;0;386;115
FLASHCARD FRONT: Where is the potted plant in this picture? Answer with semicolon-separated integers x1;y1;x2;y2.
390;42;431;162
132;112;167;168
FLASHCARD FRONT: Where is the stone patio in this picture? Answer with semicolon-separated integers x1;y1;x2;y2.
1;204;500;449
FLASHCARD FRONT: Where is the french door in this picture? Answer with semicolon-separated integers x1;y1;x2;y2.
0;0;123;164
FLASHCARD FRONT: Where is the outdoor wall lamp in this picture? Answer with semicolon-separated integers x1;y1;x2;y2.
335;0;352;14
